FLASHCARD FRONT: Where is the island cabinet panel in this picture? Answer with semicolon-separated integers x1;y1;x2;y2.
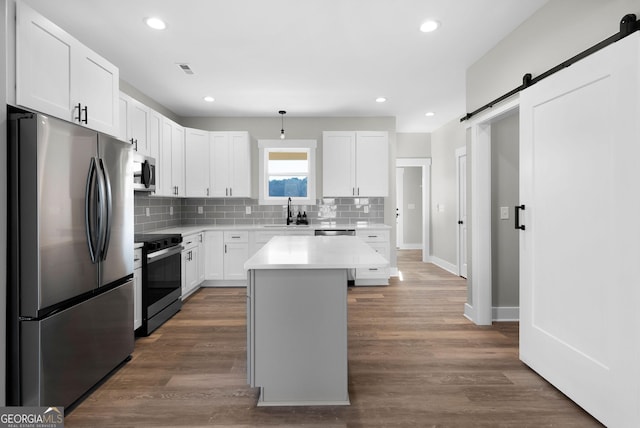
247;269;349;406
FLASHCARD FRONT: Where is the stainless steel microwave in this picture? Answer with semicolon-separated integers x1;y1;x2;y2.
133;153;156;192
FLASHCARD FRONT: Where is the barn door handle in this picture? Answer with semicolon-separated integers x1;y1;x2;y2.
515;205;526;230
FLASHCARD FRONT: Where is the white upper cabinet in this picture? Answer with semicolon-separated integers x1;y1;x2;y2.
157;117;185;197
148;109;162;163
185;128;211;197
119;92;150;155
16;3;119;136
323;131;389;197
210;132;251;197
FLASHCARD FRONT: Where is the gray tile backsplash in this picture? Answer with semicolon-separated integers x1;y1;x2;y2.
135;194;384;232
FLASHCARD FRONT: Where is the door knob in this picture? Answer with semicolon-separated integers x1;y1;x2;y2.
458;220;464;225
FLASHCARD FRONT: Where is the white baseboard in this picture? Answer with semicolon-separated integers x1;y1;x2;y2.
492;306;519;322
390;267;399;277
429;256;459;276
464;303;475;322
397;243;422;250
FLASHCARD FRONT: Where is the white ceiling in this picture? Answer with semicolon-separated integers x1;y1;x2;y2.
23;0;548;132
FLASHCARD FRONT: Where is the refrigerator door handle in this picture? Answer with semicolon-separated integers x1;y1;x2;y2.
94;157;107;261
85;157;99;264
98;158;113;260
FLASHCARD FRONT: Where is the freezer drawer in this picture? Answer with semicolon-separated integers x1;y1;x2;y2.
19;281;134;408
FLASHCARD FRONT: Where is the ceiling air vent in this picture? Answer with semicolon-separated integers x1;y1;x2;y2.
177;63;194;75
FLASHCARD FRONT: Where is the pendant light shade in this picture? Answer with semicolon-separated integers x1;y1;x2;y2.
279;110;286;139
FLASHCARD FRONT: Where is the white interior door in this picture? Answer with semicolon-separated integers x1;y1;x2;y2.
519;33;640;427
456;148;467;278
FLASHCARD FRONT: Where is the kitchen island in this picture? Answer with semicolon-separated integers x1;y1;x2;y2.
245;235;388;406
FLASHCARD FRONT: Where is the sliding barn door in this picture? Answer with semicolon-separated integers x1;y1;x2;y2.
519;32;640;427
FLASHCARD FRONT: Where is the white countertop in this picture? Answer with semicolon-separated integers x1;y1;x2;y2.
143;223;390;237
244;235;389;270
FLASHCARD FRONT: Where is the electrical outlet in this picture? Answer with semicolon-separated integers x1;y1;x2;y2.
145;207;150;217
198;206;203;214
246;206;252;215
364;206;369;214
169;206;174;216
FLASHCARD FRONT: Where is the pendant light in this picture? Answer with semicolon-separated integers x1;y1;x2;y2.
279;110;286;139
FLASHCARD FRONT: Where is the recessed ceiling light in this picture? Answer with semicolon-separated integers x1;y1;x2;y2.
376;97;387;103
425;112;435;117
145;17;166;30
203;96;215;103
420;20;440;33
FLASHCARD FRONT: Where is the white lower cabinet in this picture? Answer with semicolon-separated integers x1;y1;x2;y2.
181;233;203;299
355;229;390;286
204;231;224;280
133;248;143;331
203;230;249;284
224;231;249;280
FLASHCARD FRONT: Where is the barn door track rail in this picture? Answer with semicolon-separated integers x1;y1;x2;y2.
460;14;640;123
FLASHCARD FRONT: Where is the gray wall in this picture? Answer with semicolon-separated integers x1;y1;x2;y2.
430;118;466;265
180;115;398;268
401;167;422;245
466;0;640;112
397;132;430;158
120;80;181;123
463;0;640;313
491;113;519;308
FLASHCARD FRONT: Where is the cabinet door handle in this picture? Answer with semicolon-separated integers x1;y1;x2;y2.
357;187;360;196
81;105;88;124
368;235;378;238
368;268;378;271
206;188;209;196
230;188;233;196
231;235;241;239
224;244;227;253
75;103;82;123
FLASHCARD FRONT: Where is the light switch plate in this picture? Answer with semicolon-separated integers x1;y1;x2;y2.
169;206;174;215
500;206;509;220
198;206;203;214
145;207;150;217
246;206;251;215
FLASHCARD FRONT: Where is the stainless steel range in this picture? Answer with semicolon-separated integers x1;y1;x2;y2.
134;234;183;336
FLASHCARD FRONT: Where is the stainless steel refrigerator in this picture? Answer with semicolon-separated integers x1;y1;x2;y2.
7;107;135;409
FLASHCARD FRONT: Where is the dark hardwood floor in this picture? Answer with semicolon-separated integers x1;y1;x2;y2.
65;250;602;427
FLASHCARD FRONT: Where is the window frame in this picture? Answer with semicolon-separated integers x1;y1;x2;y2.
258;139;317;205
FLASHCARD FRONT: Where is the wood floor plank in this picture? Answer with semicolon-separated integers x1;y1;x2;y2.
64;250;602;427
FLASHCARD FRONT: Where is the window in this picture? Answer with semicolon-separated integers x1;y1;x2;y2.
258;140;316;205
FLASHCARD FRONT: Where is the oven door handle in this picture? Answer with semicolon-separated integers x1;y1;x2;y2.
147;245;183;262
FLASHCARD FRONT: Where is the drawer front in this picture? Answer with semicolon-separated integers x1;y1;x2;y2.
356;230;390;243
183;233;202;250
356;266;390;279
134;248;143;269
368;243;390;261
224;230;249;243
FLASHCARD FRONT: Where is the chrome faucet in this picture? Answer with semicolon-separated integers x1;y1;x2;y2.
286;197;293;225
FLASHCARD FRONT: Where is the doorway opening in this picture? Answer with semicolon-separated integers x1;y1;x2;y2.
395;158;431;262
